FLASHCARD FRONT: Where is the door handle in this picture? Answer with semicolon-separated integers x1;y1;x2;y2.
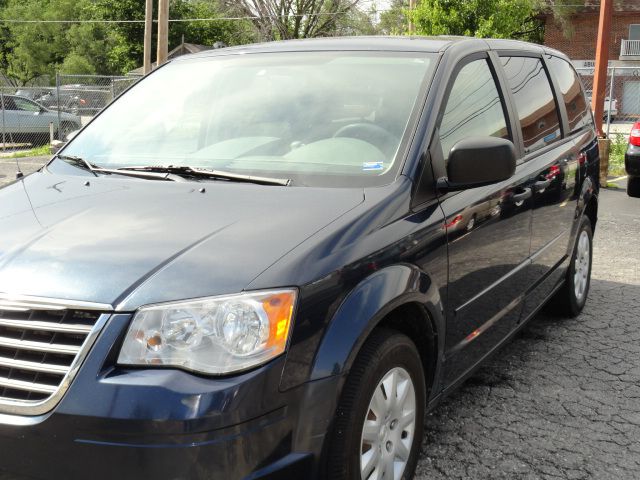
512;187;532;205
534;178;551;192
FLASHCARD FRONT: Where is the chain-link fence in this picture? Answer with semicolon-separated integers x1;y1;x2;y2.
576;66;640;138
0;74;141;151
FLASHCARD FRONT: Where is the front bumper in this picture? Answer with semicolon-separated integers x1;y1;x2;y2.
0;314;341;480
625;144;640;177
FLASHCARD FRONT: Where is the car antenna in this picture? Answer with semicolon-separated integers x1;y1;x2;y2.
15;155;24;179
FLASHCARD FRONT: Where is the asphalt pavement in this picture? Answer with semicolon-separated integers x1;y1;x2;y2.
0;159;638;479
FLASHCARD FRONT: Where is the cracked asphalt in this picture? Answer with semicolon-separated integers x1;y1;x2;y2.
0;159;638;479
416;181;640;480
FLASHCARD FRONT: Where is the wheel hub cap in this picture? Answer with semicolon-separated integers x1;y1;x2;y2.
360;367;416;480
574;230;590;303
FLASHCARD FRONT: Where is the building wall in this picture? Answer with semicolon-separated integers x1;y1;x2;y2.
544;12;640;59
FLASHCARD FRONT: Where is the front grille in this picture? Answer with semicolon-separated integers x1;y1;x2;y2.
0;308;103;408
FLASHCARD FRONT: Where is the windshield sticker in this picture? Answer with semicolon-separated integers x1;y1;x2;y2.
362;161;384;171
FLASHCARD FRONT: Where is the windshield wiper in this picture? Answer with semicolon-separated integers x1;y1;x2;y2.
115;165;291;186
55;154;178;181
56;154;100;177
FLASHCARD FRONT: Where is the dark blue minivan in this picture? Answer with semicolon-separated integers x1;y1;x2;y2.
0;37;598;480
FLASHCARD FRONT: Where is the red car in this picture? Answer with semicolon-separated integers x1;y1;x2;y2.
626;121;640;197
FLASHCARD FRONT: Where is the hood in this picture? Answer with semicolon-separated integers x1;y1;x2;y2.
0;167;363;310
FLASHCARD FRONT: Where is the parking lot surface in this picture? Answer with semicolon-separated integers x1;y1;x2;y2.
0;160;638;479
417;181;640;480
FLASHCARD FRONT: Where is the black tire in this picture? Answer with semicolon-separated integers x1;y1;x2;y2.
327;329;426;480
548;216;593;317
628;176;640;198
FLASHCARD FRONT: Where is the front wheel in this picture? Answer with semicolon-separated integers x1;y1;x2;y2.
327;329;426;480
548;216;593;317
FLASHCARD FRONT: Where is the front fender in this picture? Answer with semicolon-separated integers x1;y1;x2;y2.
309;263;445;383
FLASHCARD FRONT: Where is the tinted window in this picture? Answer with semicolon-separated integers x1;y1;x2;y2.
500;57;561;154
439;59;509;161
547;56;592;133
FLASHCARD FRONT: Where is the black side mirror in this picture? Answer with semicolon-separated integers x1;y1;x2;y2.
438;137;516;192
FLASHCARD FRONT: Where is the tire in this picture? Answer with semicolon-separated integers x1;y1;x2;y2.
327;329;426;480
548;216;593;317
628;176;640;198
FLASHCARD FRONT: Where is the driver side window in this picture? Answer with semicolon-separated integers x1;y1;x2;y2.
439;59;510;162
13;97;41;112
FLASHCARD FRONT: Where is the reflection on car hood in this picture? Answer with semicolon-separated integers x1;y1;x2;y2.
0;171;363;309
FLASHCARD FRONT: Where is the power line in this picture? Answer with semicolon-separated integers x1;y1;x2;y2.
1;10;392;24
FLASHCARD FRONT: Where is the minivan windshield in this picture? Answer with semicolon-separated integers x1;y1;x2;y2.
62;51;435;187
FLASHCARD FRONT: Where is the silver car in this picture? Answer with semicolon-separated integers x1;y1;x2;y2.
0;94;81;145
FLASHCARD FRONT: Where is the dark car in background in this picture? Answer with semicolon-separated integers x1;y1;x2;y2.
625;120;640;197
0;37;599;480
36;85;112;115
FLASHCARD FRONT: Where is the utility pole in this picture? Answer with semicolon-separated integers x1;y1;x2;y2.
143;0;153;74
408;0;416;34
591;0;613;138
156;0;169;67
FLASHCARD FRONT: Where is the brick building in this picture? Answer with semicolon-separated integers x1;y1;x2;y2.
543;1;640;118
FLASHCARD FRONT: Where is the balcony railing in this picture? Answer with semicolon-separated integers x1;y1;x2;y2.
621;39;640;58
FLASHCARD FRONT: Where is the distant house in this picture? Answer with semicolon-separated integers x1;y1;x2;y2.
542;0;640;117
128;42;213;75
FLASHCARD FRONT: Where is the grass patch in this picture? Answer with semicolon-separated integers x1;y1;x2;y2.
608;132;627;177
1;145;51;159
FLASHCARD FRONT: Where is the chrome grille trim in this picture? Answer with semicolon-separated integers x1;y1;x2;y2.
0;377;57;395
0;318;93;334
0;356;70;375
0;293;113;312
0;336;82;355
0;299;110;417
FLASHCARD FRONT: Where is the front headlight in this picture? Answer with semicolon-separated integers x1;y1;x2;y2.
118;289;296;374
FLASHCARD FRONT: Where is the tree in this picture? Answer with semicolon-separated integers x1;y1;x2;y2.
0;0;257;85
221;0;363;40
378;0;409;35
409;0;544;43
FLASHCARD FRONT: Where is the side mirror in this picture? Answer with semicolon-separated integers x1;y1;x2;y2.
438;137;516;192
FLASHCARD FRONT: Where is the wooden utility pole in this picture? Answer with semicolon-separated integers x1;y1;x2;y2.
156;0;169;67
143;0;153;74
591;0;613;138
408;0;416;34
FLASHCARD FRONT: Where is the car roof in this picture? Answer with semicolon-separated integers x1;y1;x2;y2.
179;36;569;62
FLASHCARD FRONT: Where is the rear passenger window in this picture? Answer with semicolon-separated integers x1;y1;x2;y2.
439;59;510;162
546;56;592;133
500;57;561;155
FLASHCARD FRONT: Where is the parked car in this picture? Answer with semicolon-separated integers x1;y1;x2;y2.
0;94;81;145
585;90;618;122
625;120;640;197
14;88;53;101
36;85;112;115
0;37;599;480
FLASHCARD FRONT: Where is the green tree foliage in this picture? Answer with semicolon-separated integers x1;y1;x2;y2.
409;0;544;43
0;0;257;85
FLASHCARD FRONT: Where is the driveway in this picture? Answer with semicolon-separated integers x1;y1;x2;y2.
416;180;640;479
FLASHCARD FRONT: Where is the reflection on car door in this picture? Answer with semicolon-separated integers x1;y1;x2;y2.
498;55;580;320
432;56;534;387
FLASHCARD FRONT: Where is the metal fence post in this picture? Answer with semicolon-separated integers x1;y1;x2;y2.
1;91;5;152
606;66;615;138
56;73;62;140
